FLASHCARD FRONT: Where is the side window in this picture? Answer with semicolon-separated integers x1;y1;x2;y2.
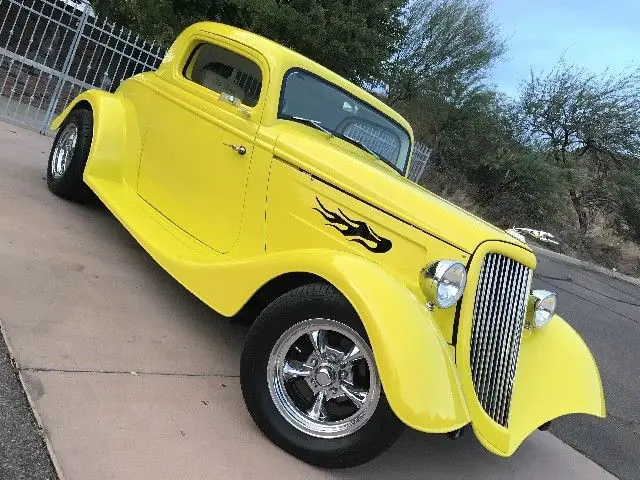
184;43;263;107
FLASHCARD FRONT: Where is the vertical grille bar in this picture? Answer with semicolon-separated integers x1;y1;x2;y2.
470;253;531;427
493;263;524;422
474;255;499;400
487;259;514;419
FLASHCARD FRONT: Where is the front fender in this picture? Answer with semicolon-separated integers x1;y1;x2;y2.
303;253;471;432
467;313;606;456
168;248;471;433
492;314;606;455
454;241;605;456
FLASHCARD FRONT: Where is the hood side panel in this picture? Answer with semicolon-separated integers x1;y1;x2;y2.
265;158;471;343
273;131;526;254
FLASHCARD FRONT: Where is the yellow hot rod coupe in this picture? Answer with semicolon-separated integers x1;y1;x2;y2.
47;22;605;467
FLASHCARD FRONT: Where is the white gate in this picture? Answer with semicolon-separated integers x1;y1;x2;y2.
0;0;165;133
408;141;431;182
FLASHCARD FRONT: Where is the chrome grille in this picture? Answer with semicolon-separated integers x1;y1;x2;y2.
470;253;531;426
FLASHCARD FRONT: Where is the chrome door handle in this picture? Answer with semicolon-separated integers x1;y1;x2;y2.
224;143;247;156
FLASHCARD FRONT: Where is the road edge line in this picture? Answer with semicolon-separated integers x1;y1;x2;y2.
533;246;640;287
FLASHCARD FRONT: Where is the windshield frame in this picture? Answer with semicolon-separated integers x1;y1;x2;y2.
277;67;412;176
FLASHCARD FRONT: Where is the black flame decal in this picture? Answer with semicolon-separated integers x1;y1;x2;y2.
313;198;392;254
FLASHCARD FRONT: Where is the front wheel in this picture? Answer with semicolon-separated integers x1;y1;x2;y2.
240;283;403;468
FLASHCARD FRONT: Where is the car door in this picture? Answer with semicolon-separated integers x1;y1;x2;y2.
137;37;267;253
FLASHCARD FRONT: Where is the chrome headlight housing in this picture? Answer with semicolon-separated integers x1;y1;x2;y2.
420;260;467;309
527;290;557;328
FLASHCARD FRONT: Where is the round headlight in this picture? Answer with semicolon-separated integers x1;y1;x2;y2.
529;290;557;328
420;260;467;309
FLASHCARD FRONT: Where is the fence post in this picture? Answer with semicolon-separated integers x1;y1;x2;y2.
39;2;91;134
414;145;431;183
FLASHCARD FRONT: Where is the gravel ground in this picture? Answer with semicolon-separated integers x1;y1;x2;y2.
0;331;57;480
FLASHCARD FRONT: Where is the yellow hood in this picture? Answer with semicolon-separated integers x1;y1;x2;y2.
273;130;526;254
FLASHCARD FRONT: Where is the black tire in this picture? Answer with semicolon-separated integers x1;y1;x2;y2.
47;107;94;202
240;283;404;468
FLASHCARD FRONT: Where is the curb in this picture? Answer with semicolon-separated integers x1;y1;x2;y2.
18;370;67;480
0;326;67;480
532;246;640;287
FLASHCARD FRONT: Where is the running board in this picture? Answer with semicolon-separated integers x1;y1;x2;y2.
86;176;218;264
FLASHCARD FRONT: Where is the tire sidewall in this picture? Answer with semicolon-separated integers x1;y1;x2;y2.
47;108;93;201
240;284;403;468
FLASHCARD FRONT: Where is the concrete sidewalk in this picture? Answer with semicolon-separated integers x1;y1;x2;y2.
0;121;617;479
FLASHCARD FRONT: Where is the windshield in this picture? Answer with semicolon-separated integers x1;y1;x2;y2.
278;69;412;174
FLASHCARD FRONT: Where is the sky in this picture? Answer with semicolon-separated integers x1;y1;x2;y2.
489;0;640;97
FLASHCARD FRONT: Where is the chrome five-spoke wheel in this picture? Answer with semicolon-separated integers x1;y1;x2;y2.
241;283;404;468
267;318;380;438
51;123;78;179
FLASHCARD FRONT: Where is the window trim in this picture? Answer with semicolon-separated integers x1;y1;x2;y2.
277;67;412;176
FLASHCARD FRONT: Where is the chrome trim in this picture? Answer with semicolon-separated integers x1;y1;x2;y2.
267;318;380;438
51;123;78;179
419;260;467;309
470;253;532;427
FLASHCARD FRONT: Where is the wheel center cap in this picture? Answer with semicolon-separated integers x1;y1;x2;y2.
315;367;334;387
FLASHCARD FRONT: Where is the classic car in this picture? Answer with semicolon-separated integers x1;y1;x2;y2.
46;22;605;467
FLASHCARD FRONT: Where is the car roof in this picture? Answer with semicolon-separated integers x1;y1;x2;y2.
182;22;413;140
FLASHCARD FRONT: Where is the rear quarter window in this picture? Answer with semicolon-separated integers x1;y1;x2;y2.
184;43;262;107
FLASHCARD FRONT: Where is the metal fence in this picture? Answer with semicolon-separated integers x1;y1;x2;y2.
0;0;165;133
0;0;431;181
408;141;431;182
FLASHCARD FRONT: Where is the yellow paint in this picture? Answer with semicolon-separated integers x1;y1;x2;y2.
51;22;604;455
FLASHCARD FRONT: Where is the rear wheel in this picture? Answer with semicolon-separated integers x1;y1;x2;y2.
240;283;404;468
47;108;94;202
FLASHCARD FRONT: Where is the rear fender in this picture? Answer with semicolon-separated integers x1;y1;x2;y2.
50;89;142;188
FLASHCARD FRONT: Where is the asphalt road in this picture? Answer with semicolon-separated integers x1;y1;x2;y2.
533;254;640;480
0;333;57;480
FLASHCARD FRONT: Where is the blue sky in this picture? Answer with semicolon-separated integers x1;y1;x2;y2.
489;0;640;97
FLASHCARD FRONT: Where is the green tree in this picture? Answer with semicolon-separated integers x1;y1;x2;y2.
92;0;406;84
382;0;505;105
380;0;512;222
417;92;563;227
519;61;640;233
